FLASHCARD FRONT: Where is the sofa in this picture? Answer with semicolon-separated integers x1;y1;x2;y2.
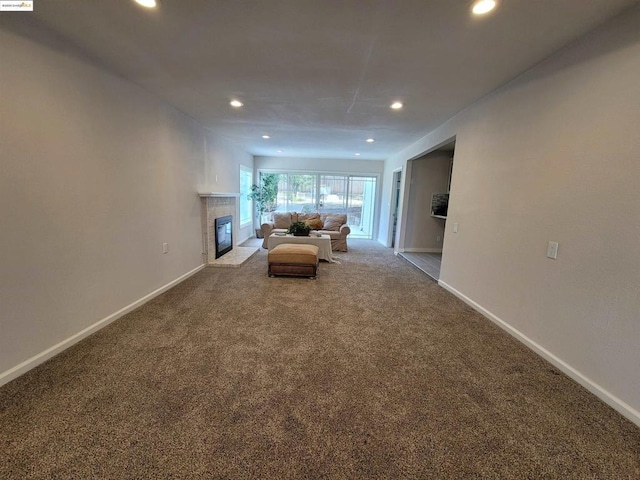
261;212;351;251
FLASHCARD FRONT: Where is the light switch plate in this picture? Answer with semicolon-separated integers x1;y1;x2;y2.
547;241;558;259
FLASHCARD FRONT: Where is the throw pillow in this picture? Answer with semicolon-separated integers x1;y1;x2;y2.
323;214;346;231
273;212;292;229
298;213;319;222
305;218;324;230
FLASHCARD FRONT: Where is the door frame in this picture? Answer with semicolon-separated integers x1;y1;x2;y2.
387;167;402;247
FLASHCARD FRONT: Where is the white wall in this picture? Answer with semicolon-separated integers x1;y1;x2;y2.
403;152;451;252
0;20;249;383
381;7;640;425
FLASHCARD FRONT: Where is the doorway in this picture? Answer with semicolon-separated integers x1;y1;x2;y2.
389;169;402;248
397;138;455;280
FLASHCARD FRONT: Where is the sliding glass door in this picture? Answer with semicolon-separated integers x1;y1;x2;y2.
318;175;347;213
275;174;317;213
347;176;376;238
267;172;377;238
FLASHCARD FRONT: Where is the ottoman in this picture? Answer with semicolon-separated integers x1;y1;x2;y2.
268;243;319;279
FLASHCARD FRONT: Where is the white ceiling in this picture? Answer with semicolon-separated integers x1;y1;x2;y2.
23;0;640;160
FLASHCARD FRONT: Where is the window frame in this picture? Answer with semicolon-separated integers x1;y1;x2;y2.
239;165;253;228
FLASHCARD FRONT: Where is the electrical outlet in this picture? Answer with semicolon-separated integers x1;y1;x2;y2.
436;235;442;242
546;241;558;259
162;242;169;254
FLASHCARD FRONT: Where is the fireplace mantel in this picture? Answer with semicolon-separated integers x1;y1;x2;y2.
198;193;240;198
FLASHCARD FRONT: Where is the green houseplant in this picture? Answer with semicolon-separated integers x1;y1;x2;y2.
286;221;311;236
247;173;279;237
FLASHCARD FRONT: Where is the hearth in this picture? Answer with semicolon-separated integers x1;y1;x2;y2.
215;215;233;259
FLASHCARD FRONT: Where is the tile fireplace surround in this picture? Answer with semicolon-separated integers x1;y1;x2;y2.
199;193;239;264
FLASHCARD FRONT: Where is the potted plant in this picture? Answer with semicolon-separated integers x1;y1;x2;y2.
286;221;311;236
247;173;278;238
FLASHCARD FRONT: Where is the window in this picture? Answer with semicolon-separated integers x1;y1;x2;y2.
239;165;253;226
275;174;317;214
264;172;377;238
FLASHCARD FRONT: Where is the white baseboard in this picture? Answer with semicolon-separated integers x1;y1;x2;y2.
0;264;206;388
402;248;443;253
438;279;640;428
376;237;391;248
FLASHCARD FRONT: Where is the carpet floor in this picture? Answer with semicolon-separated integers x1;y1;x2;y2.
1;239;639;479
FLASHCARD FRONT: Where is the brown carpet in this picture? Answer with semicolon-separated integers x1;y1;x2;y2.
1;239;639;479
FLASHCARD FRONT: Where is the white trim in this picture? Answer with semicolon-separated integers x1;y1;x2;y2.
257;167;382;177
402;248;443;253
437;280;640;428
387;167;403;248
0;264;205;387
239;164;253;226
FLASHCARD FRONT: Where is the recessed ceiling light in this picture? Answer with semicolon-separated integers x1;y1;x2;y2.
472;0;497;15
277;150;283;153
366;138;375;143
262;135;270;139
134;0;157;8
229;99;243;108
390;102;403;110
355;153;361;156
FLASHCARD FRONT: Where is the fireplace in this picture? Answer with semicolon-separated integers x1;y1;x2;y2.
214;215;233;259
199;193;238;264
